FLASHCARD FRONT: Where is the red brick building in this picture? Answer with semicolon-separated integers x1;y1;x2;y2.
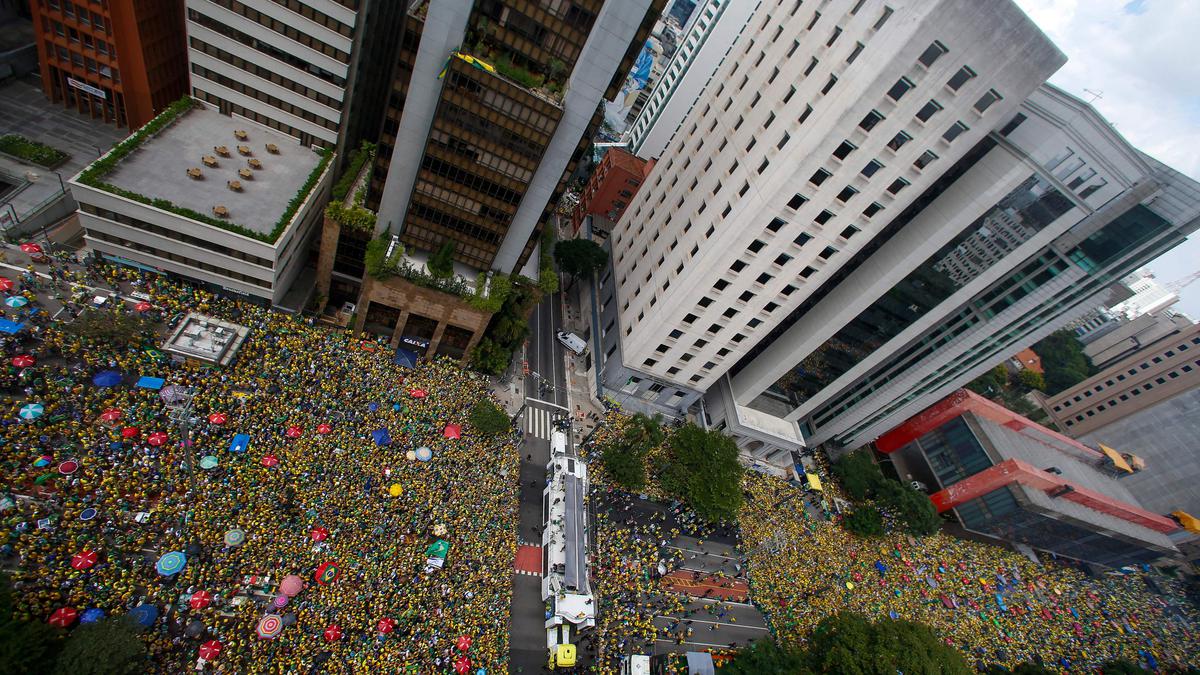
30;0;188;129
571;148;651;232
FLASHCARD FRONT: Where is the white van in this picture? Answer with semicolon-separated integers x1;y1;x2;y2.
555;330;587;356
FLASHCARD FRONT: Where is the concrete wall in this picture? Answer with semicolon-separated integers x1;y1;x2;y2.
352;273;491;360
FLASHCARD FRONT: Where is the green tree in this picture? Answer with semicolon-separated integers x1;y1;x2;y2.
658;423;744;522
53;617;146;675
618;412;664;456
469;398;510;436
1098;660;1143;675
985;665;1057;675
879;481;941;536
601;442;647;490
842;506;885;537
553;239;609;283
804;612;972;675
0;574;63;675
1016;369;1046;392
832;450;885;501
469;337;512;376
427;241;456;279
1033;331;1093;395
722;637;808;674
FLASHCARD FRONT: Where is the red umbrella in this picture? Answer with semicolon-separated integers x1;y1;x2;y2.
208;413;227;425
48;607;78;627
198;640;222;660
310;526;329;542
316;423;332;435
121;426;140;439
323;624;342;642
408;388;428;399
189;590;213;609
11;354;35;368
456;634;472;651
454;656;471;674
71;550;98;570
147;432;168;446
20;243;42;254
0;277;12;292
99;408;122;422
443;424;462;440
285;426;302;439
376;617;395;634
261;454;279;468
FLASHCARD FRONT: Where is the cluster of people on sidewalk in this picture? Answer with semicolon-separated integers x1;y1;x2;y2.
741;472;1198;671
1;261;520;673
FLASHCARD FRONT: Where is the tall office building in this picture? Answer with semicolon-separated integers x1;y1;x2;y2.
312;0;662;356
184;0;363;149
32;0;189;128
591;0;1200;472
623;0;757;160
1110;269;1178;320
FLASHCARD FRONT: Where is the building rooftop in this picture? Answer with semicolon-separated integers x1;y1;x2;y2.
162;312;250;366
103;106;321;236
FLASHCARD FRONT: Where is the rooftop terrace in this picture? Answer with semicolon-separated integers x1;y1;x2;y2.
97;104;323;238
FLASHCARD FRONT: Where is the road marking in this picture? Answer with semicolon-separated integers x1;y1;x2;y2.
677;565;746;579
655;616;768;631
685;597;756;608
525;397;569;411
654;638;743;649
667;545;740;560
524;407;555;440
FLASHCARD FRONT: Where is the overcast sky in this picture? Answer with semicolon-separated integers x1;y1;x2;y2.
1013;0;1200;316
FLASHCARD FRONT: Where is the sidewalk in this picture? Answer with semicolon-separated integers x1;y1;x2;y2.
559;278;606;446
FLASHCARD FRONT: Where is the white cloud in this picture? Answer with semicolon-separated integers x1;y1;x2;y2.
1013;0;1200;314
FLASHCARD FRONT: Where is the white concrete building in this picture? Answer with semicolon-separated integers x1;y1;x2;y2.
184;0;358;148
71;102;334;307
601;0;1064;405
624;0;758;160
1111;269;1178;320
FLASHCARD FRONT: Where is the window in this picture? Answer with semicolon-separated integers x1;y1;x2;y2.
794;232;813;246
698;297;714;308
751;92;761;108
832;140;856;160
807;11;821;30
887;131;912;151
810;168;832;186
799;105;814;124
836;186;859;202
723;307;738;318
768;67;780;84
666;367;680;376
840;225;860;239
999;113;1027;137
863;202;884;218
694;339;708;349
974;88;1002;113
730;260;747;272
714;279;730;291
942;121;969;143
787;194;808;210
747;318;762;328
946;65;977;91
918;41;948;67
814;210;835;225
873;6;893;30
783;86;797;103
746;138;757;152
683;313;698;324
914;150;938;170
887;177;910;194
767;217;787;233
861;159;884;177
777;132;790;150
655;343;669;353
734;115;744;131
670;329;683;339
764;302;780;313
887;77;914;101
915;99;943;122
800;266;817;278
748;239;766;253
804;57;819;76
847;41;865;64
764;112;776;129
774;253;793;266
643;358;657;367
722;204;732;218
827;27;842;46
787;40;800;58
708;323;723;334
739;181;751;196
739;290;755;302
819;246;837;260
859;110;885;132
821;74;838;95
851;0;867;14
757;159;770;174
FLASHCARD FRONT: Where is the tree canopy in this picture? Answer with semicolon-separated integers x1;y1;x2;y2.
804;612;972;675
843;506;885;537
53;617;146;675
832;450;940;536
720;637;808;674
0;574;62;675
427;241;456;279
469;398;510;436
553;238;608;281
658;423;744;522
598;413;663;492
1032;330;1093;395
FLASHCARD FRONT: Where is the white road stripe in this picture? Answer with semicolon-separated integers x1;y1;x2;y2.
525;408;555;440
655;616;768;631
654;638;743;649
525;396;569;410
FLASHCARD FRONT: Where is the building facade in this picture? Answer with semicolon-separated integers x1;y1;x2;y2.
184;0;361;149
32;0;189;128
877;389;1180;566
1109;268;1178;320
623;0;757;160
570;148;649;232
1041;321;1200;437
1081;309;1193;369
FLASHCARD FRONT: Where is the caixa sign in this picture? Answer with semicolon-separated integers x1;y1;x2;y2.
401;336;430;349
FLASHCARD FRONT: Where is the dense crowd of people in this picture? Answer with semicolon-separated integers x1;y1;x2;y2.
0;257;519;673
741;472;1199;671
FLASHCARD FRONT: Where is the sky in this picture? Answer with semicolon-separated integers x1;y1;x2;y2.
1012;0;1200;316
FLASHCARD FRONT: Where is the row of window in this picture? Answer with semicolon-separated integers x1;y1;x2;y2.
188;8;346;87
192;88;331;148
191;63;340;132
79;202;275;268
201;0;351;65
190;37;343;112
267;0;355;39
1054;336;1200;411
45;40;119;82
1062;358;1200;427
43;17;111;55
87;230;272;289
40;0;108;34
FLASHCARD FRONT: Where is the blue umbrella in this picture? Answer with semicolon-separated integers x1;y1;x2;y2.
415;447;432;462
368;402;379;412
156;551;187;576
92;370;122;387
18;403;43;420
79;507;97;521
128;604;158;628
79;608;106;624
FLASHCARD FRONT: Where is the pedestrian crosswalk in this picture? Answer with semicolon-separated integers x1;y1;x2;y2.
524;407;556;440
